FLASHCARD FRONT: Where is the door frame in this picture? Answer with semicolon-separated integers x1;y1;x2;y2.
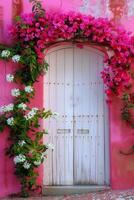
43;43;110;187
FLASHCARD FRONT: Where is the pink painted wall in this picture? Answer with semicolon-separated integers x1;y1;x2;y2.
110;15;134;189
0;1;20;196
1;0;134;197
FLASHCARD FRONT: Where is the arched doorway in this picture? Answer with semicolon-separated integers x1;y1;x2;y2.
43;45;109;189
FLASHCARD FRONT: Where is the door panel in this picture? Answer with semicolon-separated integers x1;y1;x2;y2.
43;45;107;186
73;48;105;184
44;48;74;185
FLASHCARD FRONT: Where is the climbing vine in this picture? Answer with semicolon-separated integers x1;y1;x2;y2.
0;0;134;197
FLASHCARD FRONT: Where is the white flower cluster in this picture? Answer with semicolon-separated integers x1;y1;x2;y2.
0;103;14;113
13;154;31;169
18;103;27;111
24;86;34;93
24;107;38;120
46;143;55;150
52;112;60;119
11;88;20;97
13;154;26;164
23;161;31;169
6;74;14;82
18;140;26;147
7;117;14;126
1;50;10;58
34;160;41;166
12;55;21;63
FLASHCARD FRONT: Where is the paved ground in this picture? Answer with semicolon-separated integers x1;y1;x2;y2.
1;190;134;200
63;190;134;200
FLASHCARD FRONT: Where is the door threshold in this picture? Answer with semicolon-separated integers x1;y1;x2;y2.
43;185;110;196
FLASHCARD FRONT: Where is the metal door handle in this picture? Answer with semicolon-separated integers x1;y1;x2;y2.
57;129;71;134
77;129;89;134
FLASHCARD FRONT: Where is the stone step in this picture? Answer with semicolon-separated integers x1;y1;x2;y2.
43;185;110;196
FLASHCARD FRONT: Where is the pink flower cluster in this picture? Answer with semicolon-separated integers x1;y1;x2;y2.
9;11;134;97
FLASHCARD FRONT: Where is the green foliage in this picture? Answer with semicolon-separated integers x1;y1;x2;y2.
0;89;53;196
0;1;52;196
0;115;6;132
121;92;134;128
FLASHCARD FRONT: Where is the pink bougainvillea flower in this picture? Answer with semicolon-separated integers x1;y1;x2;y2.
9;11;134;98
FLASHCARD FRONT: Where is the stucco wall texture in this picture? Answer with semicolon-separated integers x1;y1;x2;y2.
0;0;134;197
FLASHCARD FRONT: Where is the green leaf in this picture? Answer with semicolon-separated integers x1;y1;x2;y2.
15;15;21;22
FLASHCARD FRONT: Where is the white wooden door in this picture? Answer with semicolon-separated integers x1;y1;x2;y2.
43;45;108;186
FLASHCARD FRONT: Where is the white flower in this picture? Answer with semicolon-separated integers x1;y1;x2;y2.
18;103;27;110
0;105;7;113
23;161;31;169
45;129;49;134
46;143;55;150
52;112;60;119
41;152;47;159
6;103;14;112
24;107;38;120
24;115;29;120
32;107;38;112
13;154;26;164
7;117;14;126
25;111;35;120
11;88;20;97
12;55;21;63
34;160;41;166
0;106;5;113
6;74;14;82
1;50;10;58
18;140;26;147
0;103;14;113
24;86;33;93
